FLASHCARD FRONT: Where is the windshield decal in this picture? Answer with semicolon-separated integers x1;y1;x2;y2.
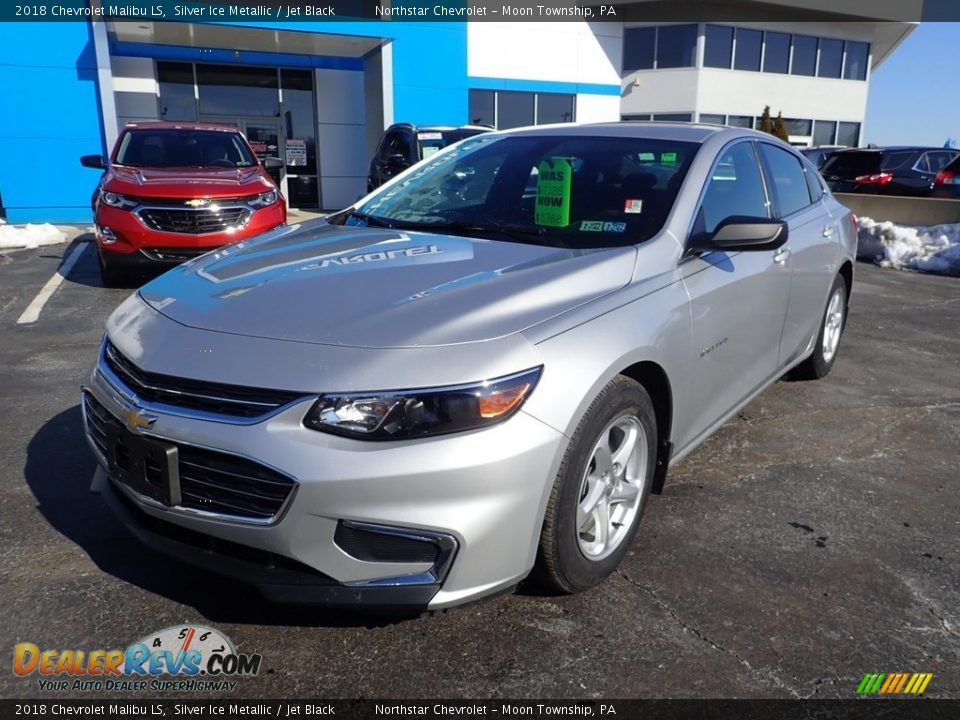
624;199;644;214
535;158;573;228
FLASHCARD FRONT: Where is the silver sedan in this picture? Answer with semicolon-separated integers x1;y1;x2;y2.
83;123;856;610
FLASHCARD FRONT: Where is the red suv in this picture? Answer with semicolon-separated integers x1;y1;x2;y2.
81;122;286;285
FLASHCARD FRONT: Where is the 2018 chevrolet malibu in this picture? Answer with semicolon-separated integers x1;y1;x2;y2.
83;123;856;611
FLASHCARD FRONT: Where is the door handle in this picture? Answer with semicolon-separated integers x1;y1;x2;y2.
822;225;835;237
773;247;791;264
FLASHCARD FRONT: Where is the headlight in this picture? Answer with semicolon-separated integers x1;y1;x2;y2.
99;191;137;209
303;367;542;440
247;189;278;208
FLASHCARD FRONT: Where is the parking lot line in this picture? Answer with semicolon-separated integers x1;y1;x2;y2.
16;241;88;325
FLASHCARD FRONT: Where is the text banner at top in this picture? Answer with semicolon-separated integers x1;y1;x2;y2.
2;0;952;23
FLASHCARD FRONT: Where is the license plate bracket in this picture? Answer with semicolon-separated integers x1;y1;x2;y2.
103;423;180;507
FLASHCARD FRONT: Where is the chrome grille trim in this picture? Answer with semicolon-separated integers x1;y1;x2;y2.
135;205;252;235
101;340;309;420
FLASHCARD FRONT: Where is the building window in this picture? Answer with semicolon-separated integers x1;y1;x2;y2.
734;28;762;71
657;25;698;68
623;27;656;71
844;41;869;80
537;93;575;124
157;61;197;121
704;25;734;68
622;114;653;121
470;90;576;130
791;35;818;76
813;120;837;146
196;64;279;117
653;113;693;122
727;115;754;129
469;90;495;126
784;118;813;137
763;32;791;74
699;113;726;125
817;38;844;78
837;121;861;147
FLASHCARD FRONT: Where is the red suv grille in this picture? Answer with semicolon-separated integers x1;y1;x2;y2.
137;206;251;234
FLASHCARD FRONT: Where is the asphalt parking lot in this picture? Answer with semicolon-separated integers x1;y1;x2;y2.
1;233;957;700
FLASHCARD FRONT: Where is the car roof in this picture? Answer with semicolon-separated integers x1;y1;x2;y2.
494;121;748;144
122;121;241;133
832;146;950;153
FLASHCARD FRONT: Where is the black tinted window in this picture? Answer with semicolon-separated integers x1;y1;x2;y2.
821;151;880;177
469;90;495;126
734;29;762;71
698;143;768;235
843;41;869;80
818;38;843;78
657;25;698;68
760;144;813;216
704;25;733;68
763;32;791;74
881;152;915;171
498;92;534;130
791;35;817;76
623;27;655;71
836;122;861;147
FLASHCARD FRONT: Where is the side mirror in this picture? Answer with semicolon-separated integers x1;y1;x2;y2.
81;154;106;169
689;216;788;254
261;156;284;170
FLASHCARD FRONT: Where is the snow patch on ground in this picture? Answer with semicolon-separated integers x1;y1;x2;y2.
857;217;960;277
0;219;68;250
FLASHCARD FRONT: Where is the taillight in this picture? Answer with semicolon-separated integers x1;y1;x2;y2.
935;170;956;185
854;172;893;185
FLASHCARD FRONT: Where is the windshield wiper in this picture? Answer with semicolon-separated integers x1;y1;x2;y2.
348;211;396;228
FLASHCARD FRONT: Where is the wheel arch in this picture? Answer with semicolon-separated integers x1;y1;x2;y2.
838;260;853;303
617;360;673;494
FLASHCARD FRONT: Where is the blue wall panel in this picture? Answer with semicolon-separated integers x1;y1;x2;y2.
0;22;105;223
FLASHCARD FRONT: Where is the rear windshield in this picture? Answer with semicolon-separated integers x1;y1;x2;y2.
820;151;882;177
115;129;256;168
417;129;488;160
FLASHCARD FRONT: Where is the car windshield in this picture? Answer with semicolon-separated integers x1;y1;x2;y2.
417;129;487;160
115;129;257;168
344;133;699;249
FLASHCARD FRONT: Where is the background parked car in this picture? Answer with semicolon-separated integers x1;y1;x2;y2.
367;123;493;190
800;145;846;169
932;152;960;198
81;122;286;286
820;146;960;196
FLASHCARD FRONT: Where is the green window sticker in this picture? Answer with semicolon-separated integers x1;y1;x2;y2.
535;158;573;227
662;152;678;165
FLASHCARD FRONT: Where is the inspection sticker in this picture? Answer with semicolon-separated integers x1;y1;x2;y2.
624;199;643;214
603;221;627;233
417;132;443;140
580;220;604;232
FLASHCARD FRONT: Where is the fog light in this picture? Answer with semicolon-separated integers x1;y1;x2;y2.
97;226;117;245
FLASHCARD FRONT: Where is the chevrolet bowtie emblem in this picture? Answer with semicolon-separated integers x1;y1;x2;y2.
121;407;157;433
185;198;210;208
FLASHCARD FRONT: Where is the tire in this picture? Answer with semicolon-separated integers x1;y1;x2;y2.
793;273;848;380
536;376;657;594
98;250;128;288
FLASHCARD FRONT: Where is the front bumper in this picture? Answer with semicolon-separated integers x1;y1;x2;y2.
82;356;565;610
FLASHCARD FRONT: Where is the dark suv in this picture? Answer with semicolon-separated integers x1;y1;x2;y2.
932;153;960;198
820;147;959;196
367;123;492;191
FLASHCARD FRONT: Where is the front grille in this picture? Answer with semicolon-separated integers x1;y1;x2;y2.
137;207;251;234
130;196;248;207
102;340;307;418
84;392;297;522
334;522;441;564
140;247;214;263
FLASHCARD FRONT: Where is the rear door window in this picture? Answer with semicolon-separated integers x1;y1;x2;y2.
759;144;812;217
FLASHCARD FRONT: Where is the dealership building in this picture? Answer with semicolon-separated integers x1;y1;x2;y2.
0;1;917;223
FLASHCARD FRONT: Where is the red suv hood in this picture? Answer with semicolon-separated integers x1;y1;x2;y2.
103;165;275;199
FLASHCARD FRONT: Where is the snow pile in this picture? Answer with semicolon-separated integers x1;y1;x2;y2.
0;219;68;250
857;216;960;277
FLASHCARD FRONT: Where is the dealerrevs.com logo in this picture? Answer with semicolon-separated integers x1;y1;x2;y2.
13;625;261;692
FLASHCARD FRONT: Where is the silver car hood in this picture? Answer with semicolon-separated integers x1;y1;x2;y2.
139;222;636;348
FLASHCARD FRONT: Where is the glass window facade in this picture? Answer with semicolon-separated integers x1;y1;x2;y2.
837;122;861;147
469;90;495;126
790;35;817;76
623;27;656;71
763;32;791;74
699;113;726;125
844;41;869;80
196;64;280;117
734;29;762;71
157;62;196;122
657;25;698;69
817;38;844;78
468;90;576;129
813;120;837;146
704;25;734;68
537;93;575;124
